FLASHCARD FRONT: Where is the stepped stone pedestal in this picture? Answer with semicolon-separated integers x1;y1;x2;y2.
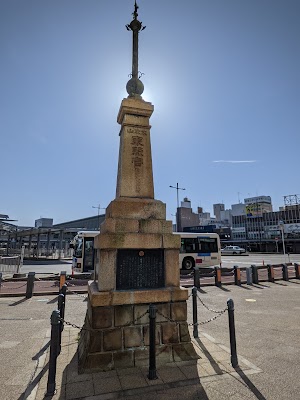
78;97;198;373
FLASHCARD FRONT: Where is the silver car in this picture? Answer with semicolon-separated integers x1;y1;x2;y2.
221;245;246;255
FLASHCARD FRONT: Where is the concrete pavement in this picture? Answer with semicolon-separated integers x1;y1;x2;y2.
1;279;300;399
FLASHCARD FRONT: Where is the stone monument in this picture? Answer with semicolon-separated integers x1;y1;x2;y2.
78;1;198;372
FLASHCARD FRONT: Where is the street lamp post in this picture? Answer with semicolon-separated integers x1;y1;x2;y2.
92;204;106;229
279;220;287;263
169;183;186;232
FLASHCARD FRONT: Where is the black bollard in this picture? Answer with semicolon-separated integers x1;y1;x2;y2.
26;272;35;299
148;304;158;380
57;293;65;354
267;264;274;283
0;272;2;288
46;310;61;396
282;264;289;281
61;283;67;297
251;265;259;284
234;266;241;286
193;267;200;289
295;263;300;280
192;286;198;338
227;299;238;368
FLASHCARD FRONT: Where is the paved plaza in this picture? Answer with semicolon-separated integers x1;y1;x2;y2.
1;277;300;399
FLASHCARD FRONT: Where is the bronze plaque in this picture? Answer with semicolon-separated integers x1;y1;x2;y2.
116;249;165;290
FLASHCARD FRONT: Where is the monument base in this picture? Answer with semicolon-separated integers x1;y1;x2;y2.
78;282;199;373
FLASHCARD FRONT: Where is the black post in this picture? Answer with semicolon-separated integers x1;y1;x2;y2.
61;283;67;297
46;310;61;396
267;264;274;283
193;267;200;289
234;266;241;286
227;298;238;368
148;304;158;380
0;272;2;288
295;263;300;280
192;286;198;338
26;272;35;299
57;293;65;354
251;265;259;284
282;264;289;281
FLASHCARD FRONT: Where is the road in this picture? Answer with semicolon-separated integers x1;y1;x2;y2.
21;260;72;276
221;253;300;268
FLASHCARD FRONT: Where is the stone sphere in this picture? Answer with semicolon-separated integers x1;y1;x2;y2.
126;78;144;97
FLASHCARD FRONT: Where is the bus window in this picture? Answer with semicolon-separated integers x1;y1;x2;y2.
74;239;83;258
198;238;218;253
181;238;198;253
83;237;94;272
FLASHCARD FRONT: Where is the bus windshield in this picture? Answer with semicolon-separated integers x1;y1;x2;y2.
74;239;83;258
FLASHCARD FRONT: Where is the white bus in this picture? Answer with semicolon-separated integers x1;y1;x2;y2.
71;231;221;273
71;231;100;273
174;232;221;270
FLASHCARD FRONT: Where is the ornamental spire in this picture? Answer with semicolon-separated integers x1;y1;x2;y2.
125;1;146;98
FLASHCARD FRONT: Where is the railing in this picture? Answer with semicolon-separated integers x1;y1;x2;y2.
0;256;21;274
191;263;300;287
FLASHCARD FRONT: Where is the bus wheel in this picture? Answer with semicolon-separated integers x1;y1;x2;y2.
182;257;195;270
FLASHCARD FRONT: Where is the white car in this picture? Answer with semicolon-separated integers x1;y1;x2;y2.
221;245;246;255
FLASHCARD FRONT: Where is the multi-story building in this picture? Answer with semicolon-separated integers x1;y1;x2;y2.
213;203;225;221
232;205;300;252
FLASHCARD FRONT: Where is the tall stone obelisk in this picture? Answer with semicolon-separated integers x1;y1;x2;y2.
78;1;198;372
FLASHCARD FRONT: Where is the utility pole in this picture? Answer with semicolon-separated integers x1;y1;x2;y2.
92;204;106;229
169;183;186;232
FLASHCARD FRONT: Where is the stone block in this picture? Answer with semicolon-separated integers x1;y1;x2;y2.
162;234;181;249
139;219;173;234
161;322;179;344
102;218;140;233
165;249;180;287
132;289;171;304
124;326;143;348
122;114;150;127
143;325;160;346
156;345;173;365
170;302;187;321
105;198;166;220
89;332;103;353
80;352;113;373
134;348;149;367
156;303;170;323
117;97;154;124
97;249;116;291
172;343;199;362
89;306;113;329
179;323;191;343
114;305;133;327
134;305;149;324
97;233;163;250
103;329;122;352
113;350;134;369
171;287;189;302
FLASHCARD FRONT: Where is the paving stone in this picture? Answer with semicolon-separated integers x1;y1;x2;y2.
66;379;94;399
93;375;122;395
119;372;148;390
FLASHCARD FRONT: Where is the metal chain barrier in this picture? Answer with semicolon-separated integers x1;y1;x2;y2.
2;282;27;290
197;293;228;314
58;309;150;332
188;311;227;326
156;309;179;325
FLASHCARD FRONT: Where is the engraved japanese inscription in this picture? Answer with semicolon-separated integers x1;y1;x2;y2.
116;249;165;290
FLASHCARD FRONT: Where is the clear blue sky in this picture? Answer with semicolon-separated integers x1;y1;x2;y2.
1;0;299;226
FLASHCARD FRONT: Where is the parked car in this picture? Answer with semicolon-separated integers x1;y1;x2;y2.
221;245;246;255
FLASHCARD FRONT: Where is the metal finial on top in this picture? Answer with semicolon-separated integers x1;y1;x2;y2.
125;1;146;98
